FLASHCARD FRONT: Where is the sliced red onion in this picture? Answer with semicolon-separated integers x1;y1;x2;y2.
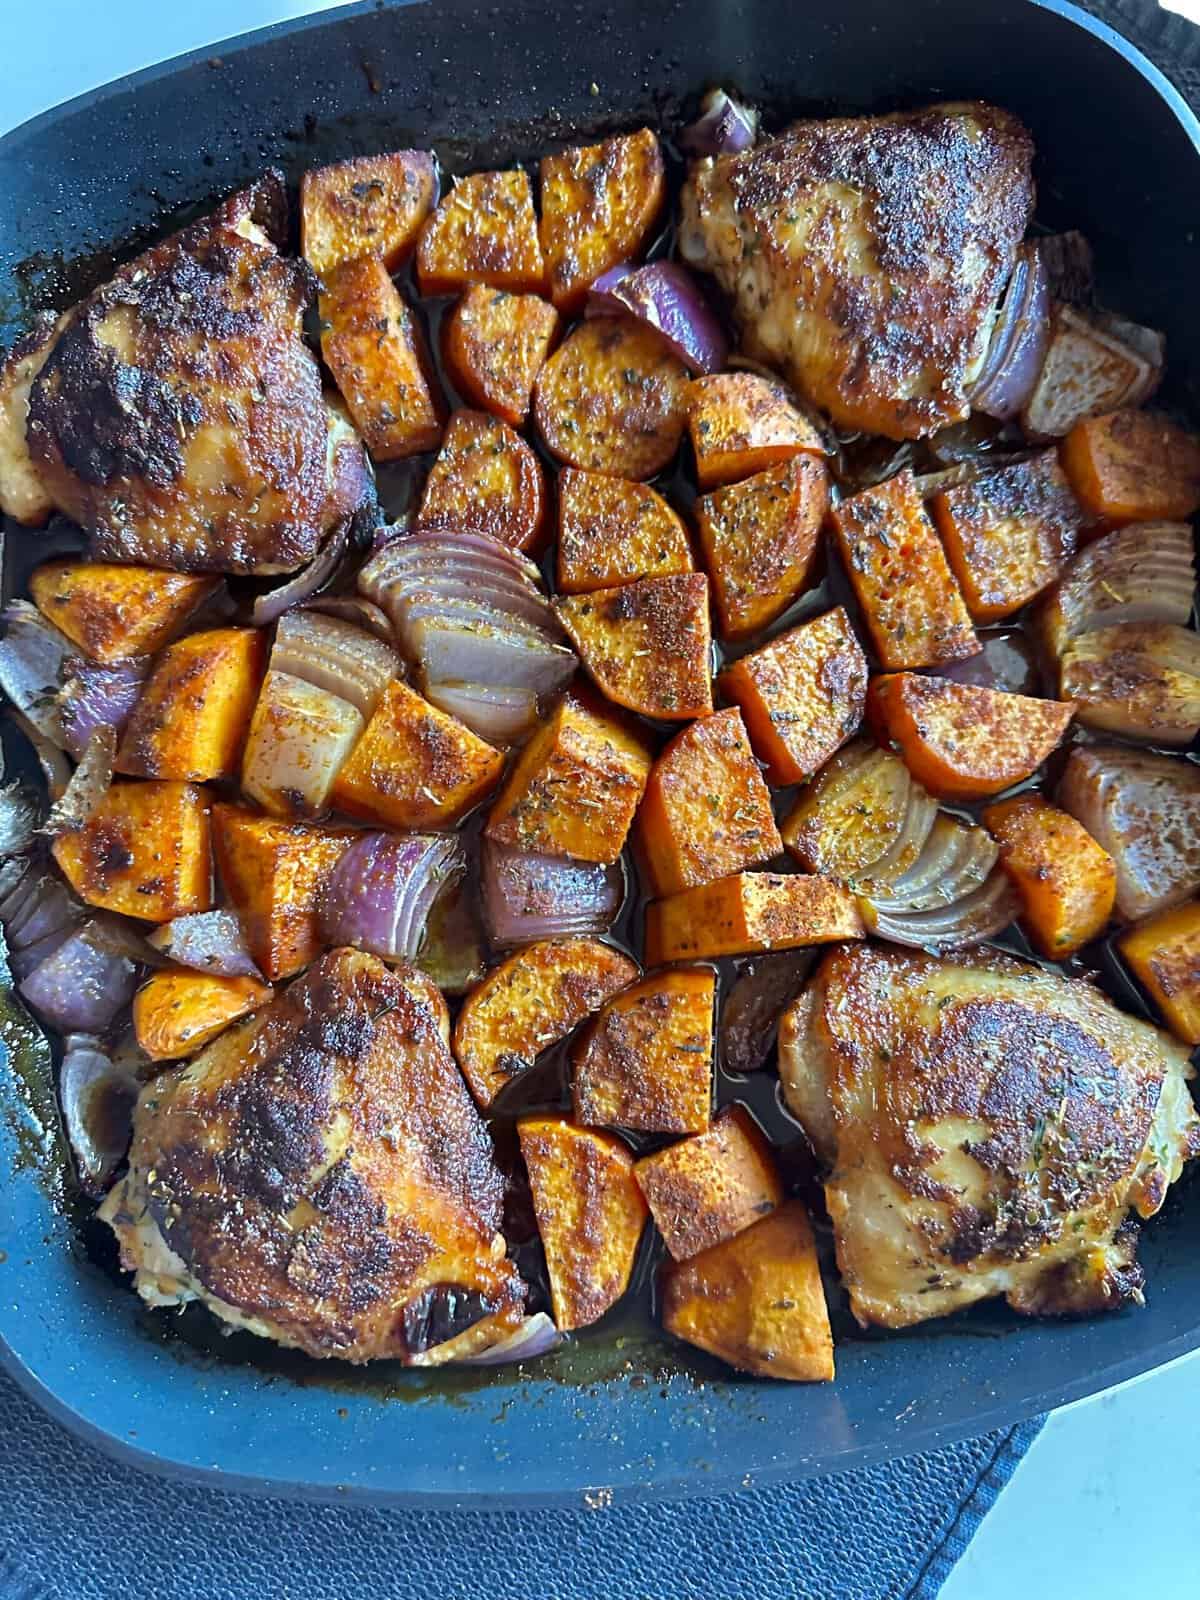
251;518;350;626
968;242;1051;420
9;926;74;983
586;262;729;375
19;918;140;1034
7;708;72;798
41;727;115;838
319;832;466;962
301;595;395;643
58;655;150;761
271;609;401;720
460;1313;562;1366
482;840;624;946
424;682;537;745
146;910;263;979
361;533;560;633
0;783;40;858
0;858;42;927
679;87;758;156
59;1033;142;1196
0;602;72;746
4;873;79;952
407;612;575;698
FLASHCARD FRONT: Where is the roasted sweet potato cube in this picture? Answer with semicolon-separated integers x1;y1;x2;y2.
133;967;272;1061
573;967;715;1134
635;1105;783;1261
718;606;867;785
661;1200;834;1380
416;169;545;296
442;285;560;427
687;372;827;491
539;129;665;314
556;573;713;721
983;793;1116;957
556;468;693;595
1120;899;1200;1044
831;470;979;669
453;937;639;1108
53;780;212;921
637;708;781;897
415;409;547;553
645;872;863;964
29;561;219;663
930;452;1082;622
241;671;365;818
485;694;651;864
1060;409;1200;523
320;257;444;461
0;313;61;526
300;148;438;277
115;628;266;781
518;1118;647;1330
867;673;1075;801
331;678;502;829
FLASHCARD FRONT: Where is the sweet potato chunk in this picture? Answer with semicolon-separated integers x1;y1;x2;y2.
331;678;502;829
29;561;219;663
555;468;693;594
320;257;444;461
134;967;272;1061
637;708;781;896
241;671;365;818
300;148;438;277
695;457;828;640
718;607;867;785
556;573;713;720
831;470;979;669
533;319;689;480
1060;409;1200;523
983;793;1117;957
115;628;266;781
573;967;715;1134
453;937;638;1108
485;694;651;864
1120;899;1200;1043
415;409;546;553
539;129;665;314
687;372;827;490
416;169;545;296
0;314;60;526
660;1200;834;1381
930;452;1082;622
645;872;864;964
442;285;560;427
635;1105;783;1261
518;1118;647;1330
867;672;1075;801
53;781;212;921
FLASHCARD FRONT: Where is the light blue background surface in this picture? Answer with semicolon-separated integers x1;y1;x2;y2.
3;3;1198;1593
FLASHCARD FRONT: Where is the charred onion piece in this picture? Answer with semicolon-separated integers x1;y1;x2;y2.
146;910;263;979
0;602;71;747
251;518;351;626
460;1312;562;1366
59;1033;142;1196
58;655;150;761
679;87;759;155
863;868;1019;951
41;727;116;838
968;241;1050;420
319;832;465;962
586;262;729;374
481;839;625;946
19;918;140;1034
271;609;401;720
720;950;815;1074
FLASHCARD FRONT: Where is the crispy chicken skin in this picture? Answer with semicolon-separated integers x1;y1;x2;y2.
779;944;1199;1328
680;103;1035;439
100;949;525;1363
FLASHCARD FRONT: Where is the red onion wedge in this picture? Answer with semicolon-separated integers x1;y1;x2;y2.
7;707;71;798
424;682;537;747
415;878;487;996
3;872;79;955
863;869;1019;953
271;610;401;720
59;1033;142;1196
679;87;758;156
319;832;466;963
586;262;729;375
968;242;1050;421
19;918;140;1034
482;840;624;946
301;595;395;643
0;782;39;858
251;517;351;626
1038;520;1194;662
460;1313;562;1366
41;727;115;838
720;951;815;1074
146;910;263;979
0;601;72;745
58;655;150;762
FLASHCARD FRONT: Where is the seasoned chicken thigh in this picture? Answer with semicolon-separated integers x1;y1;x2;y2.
100;949;525;1363
779;944;1198;1328
680;103;1034;438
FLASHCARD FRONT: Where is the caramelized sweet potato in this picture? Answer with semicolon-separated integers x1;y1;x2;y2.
533;319;689;480
573;966;715;1134
331;678;503;829
0;314;61;526
660;1200;834;1381
556;573;713;721
517;1118;647;1330
485;694;651;864
687;372;827;490
645;872;864;964
867;672;1075;801
637;708;782;897
115;628;266;781
133;967;272;1061
53;781;212;921
415;408;547;553
319;257;444;461
416;169;546;296
1120;899;1200;1044
718;606;867;785
555;468;693;595
831;470;979;669
539;129;665;314
983;793;1117;957
301;149;438;277
453;936;639;1108
1060;409;1200;523
635;1105;783;1261
29;561;219;663
442;284;559;427
241;671;365;818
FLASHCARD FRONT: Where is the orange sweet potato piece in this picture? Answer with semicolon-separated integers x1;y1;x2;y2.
415;408;547;553
300;149;438;277
660;1200;834;1381
831;470;979;669
452;936;639;1108
1060;409;1200;523
868;673;1075;801
441;285;560;427
416;169;546;296
687;373;826;491
53;781;212;921
539;129;665;314
319;257;444;461
635;1104;783;1261
982;793;1117;957
556;573;713;721
637;708;781;897
518;1118;647;1330
115;628;266;781
555;467;693;595
533;319;689;480
645;872;863;964
1119;899;1200;1044
718;606;867;785
133;967;272;1061
29;561;219;663
573;966;715;1134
